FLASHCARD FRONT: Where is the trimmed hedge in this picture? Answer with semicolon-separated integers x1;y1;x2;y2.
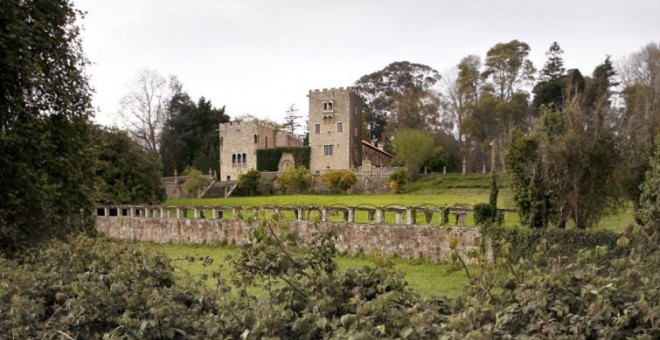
256;147;310;171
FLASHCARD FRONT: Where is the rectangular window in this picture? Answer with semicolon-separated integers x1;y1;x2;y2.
315;124;321;134
337;122;343;132
324;144;333;156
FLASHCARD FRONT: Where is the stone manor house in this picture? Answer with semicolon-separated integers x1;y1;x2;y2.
219;87;392;181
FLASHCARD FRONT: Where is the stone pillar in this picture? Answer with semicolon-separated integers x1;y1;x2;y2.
145;208;152;218
395;211;403;224
406;208;416;225
375;209;384;223
160;207;166;218
104;207;109;217
176;207;184;219
320;208;327;222
129;207;136;217
297;208;304;221
347;208;355;222
193;208;201;219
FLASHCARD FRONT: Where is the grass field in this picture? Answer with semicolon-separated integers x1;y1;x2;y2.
144;243;470;298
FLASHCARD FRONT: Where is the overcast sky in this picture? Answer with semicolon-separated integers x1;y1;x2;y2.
74;0;659;127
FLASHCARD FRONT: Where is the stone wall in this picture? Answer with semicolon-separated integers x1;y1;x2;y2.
95;209;488;263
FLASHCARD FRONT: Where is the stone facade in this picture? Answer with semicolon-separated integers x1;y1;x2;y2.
361;140;393;167
96;216;484;263
219;121;299;181
308;88;364;172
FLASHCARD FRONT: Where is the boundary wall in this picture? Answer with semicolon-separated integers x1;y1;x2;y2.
95;205;490;262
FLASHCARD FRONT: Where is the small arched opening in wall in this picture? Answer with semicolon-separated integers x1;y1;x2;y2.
277;152;296;172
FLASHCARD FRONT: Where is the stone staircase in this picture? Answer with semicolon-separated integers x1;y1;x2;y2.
200;180;237;198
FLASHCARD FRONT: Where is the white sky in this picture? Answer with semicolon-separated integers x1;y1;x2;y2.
74;0;660;127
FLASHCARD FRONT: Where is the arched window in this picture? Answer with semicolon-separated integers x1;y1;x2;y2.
323;102;328;110
232;154;236;164
254;134;258;144
328;102;333;110
242;153;247;163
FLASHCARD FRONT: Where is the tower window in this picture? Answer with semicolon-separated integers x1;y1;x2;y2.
324;145;334;156
254;134;258;144
315;124;321;134
323;101;334;112
337;122;343;132
232;154;236;164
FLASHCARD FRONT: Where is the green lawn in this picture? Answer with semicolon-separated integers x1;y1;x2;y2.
144;243;469;298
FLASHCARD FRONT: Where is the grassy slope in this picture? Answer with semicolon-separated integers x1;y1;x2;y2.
145;243;469;298
166;173;632;230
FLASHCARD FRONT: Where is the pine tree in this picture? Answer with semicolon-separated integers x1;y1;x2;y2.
539;42;566;81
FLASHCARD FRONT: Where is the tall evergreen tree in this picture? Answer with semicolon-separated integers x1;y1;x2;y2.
0;0;96;252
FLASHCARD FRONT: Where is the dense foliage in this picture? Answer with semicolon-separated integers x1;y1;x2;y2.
160;86;229;177
320;170;358;194
92;126;166;204
256;146;310;171
276;166;313;194
181;166;210;197
389;169;409;194
0;0;96;253
237;168;261;196
1;218;657;338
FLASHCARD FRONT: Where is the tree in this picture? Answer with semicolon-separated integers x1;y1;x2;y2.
0;0;96;253
483;40;536;102
506;99;624;229
92;126;166;204
159;82;229;176
533;42;567;110
617;42;660;213
283;104;302;135
355;61;442;141
638;137;660;239
539;42;566;82
119;68;170;153
392;129;438;180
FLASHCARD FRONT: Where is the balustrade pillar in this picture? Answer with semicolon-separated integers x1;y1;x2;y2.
297;208;304;221
347;208;355;222
395;210;403;224
375;209;384;223
407;208;416;225
193;208;201;219
320;208;327;222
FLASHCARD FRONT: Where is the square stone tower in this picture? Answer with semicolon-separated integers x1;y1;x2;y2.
308;87;363;172
219;120;299;181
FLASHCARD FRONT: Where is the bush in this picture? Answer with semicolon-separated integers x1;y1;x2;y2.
237;168;261;196
320;170;357;194
182;166;209;196
276;166;313;194
473;203;496;226
0;236;218;339
389;169;408;194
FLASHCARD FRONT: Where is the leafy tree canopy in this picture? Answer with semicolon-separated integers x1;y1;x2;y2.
0;0;95;253
92;126;166;205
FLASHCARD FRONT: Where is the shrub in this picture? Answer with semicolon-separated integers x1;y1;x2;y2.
276;166;313;194
473;203;496;226
320;170;357;193
237;168;261;196
389;169;408;194
182;166;209;196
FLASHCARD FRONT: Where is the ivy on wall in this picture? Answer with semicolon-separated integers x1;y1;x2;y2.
256;147;310;171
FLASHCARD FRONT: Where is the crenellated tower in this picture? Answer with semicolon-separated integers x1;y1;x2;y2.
308;87;363;172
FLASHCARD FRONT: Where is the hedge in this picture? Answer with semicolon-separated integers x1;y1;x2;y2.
256;147;310;171
484;227;652;262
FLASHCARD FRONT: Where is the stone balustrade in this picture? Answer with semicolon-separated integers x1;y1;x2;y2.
95;203;495;262
96;204;495;228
